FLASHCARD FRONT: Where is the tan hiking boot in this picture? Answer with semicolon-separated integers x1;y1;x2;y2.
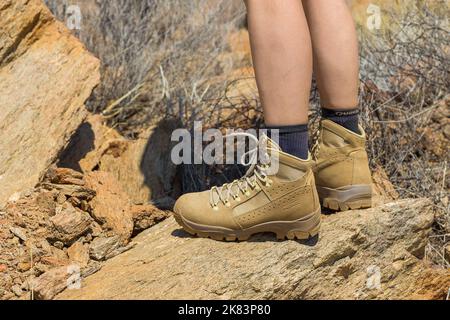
173;135;321;241
312;119;373;211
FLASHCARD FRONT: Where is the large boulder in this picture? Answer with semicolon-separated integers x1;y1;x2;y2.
0;0;100;205
57;198;450;300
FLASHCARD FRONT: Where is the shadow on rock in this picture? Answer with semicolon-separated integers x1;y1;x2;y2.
57;122;95;172
139;118;183;204
171;228;319;246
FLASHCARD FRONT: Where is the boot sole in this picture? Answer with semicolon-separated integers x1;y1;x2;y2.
173;208;321;242
317;184;372;211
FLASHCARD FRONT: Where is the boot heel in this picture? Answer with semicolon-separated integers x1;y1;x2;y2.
283;223;321;240
317;185;372;211
276;208;321;240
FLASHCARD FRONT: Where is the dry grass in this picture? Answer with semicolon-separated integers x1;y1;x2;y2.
45;0;247;138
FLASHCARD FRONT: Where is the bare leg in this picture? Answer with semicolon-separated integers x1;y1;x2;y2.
245;0;313;125
302;0;360;109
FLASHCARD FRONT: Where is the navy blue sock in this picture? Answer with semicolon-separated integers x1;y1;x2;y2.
265;124;309;160
321;107;360;134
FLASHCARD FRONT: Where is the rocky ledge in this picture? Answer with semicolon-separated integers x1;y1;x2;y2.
57;198;449;300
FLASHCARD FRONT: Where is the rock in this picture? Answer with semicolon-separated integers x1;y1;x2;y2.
39;239;53;253
20;279;30;291
35;191;57;216
90;221;104;238
33;263;49;276
372;166;399;205
68;197;81;208
44;167;85;186
67;242;90;267
40;256;68;268
84;172;133;242
13;277;22;285
81;261;102;278
58;114;123;172
3;190;59;246
97;119;180;204
57;199;450;300
11;285;23;297
105;243;135;260
40;246;69;267
48;203;92;245
9;226;28;242
0;0;100;206
131;204;171;234
89;236;121;261
41;183;96;201
2;292;15;300
7;193;21;203
443;123;450;140
17;262;31;272
52;241;64;250
32;266;73;300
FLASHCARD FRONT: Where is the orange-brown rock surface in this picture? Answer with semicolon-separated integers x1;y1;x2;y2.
0;0;100;205
0;167;169;300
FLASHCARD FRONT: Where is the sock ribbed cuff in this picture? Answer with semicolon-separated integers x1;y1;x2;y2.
265;124;308;134
321;107;360;134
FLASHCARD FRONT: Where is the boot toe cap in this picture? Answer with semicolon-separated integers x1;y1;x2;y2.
173;192;208;224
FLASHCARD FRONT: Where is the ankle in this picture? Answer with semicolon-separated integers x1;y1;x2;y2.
265;124;309;160
321;107;360;134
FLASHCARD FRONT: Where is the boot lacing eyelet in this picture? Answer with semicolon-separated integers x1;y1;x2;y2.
264;179;273;187
208;132;277;210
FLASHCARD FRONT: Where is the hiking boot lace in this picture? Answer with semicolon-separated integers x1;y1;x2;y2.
311;124;322;161
209;133;276;209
